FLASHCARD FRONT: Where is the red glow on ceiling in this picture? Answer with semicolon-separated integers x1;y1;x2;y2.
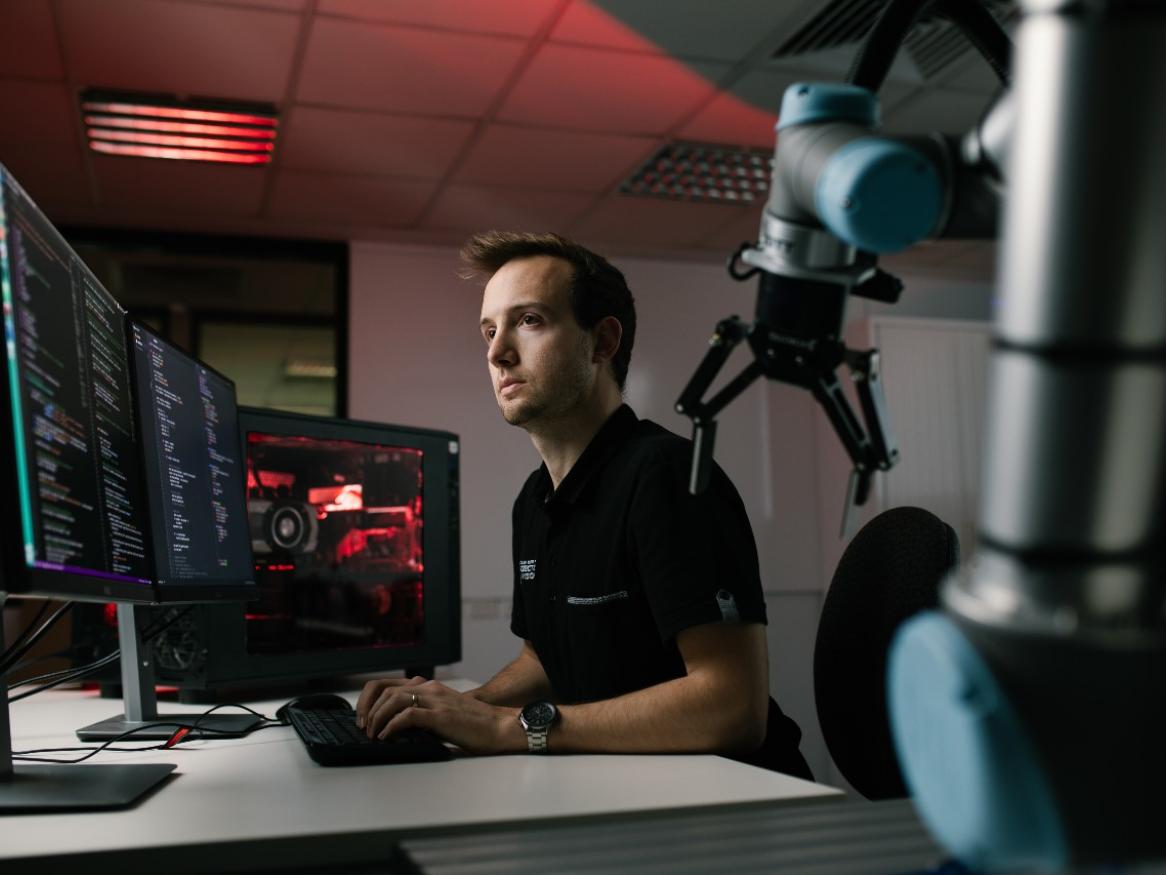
90;129;274;152
89;140;272;165
550;2;780;149
82;101;278;127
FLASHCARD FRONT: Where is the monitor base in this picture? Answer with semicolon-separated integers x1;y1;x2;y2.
76;712;262;741
0;763;175;812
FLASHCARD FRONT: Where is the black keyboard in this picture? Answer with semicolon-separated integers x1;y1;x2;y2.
285;701;452;766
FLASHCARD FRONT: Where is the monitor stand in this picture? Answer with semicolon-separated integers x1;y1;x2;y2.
76;605;261;742
0;596;174;813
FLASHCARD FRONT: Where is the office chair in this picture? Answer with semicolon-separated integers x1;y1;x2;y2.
814;506;960;800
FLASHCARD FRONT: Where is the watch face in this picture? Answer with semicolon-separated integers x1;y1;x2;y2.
521;701;557;729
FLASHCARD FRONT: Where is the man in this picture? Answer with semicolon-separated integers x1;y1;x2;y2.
355;232;811;778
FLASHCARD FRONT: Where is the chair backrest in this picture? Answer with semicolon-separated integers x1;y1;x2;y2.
813;506;960;800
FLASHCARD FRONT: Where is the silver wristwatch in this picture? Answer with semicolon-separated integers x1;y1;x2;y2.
518;701;558;753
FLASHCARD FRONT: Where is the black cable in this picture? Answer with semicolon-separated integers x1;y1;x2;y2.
0;599;52;667
934;0;1011;87
9;651;120;692
847;0;1012;93
0;601;73;676
7;606;194;701
10;704;277;760
6;646;79;677
847;0;934;91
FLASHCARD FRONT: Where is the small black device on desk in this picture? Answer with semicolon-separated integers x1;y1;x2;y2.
278;694;452;766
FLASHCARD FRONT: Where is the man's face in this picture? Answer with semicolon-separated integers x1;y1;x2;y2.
479;255;595;429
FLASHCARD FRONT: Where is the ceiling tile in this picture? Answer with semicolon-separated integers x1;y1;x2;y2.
58;0;300;103
201;0;307;10
0;80;75;141
318;0;560;37
267;170;436;226
551;0;788;62
455;125;655;193
423;185;593;233
882;88;993;135
0;0;64;79
280;107;475;178
570;195;742;249
93;154;267;214
767;44;925;86
498;45;726;135
297;18;526;117
677;69;794;147
0;140;89;208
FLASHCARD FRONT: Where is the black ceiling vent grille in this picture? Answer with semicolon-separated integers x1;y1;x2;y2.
773;0;1016;81
620;141;771;205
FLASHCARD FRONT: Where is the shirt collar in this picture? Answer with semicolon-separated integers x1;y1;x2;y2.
539;404;638;509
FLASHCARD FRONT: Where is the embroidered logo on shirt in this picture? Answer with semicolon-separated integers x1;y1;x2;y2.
716;589;740;622
519;559;537;581
566;590;629;606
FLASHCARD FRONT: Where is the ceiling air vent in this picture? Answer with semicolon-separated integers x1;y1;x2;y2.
81;90;279;165
620;141;771;205
773;0;1016;81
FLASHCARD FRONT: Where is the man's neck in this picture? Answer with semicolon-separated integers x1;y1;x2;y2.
528;386;623;491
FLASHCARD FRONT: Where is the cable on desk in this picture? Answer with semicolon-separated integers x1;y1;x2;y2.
10;704;281;764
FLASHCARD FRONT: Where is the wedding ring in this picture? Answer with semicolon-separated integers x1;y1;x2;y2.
411;691;420;708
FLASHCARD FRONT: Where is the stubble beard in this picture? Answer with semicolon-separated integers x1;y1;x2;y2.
497;350;593;431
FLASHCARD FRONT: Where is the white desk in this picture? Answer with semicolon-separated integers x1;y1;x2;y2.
2;686;842;873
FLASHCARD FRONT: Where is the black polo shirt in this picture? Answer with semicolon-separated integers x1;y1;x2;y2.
510;405;810;778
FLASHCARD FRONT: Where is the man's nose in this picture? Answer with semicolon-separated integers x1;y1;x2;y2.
487;329;515;368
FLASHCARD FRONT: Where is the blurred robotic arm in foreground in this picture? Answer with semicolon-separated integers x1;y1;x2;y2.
679;0;1166;869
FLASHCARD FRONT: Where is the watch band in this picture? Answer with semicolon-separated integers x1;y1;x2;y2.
525;724;550;753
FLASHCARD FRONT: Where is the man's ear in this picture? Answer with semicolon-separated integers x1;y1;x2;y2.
592;316;622;365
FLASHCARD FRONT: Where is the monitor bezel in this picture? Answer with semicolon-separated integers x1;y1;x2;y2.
193;406;461;684
125;319;258;604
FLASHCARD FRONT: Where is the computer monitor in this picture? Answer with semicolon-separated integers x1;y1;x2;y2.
71;408;462;696
224;407;461;685
0;163;256;811
72;323;261;742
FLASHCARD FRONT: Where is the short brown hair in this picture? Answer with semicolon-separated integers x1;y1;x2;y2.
461;231;636;390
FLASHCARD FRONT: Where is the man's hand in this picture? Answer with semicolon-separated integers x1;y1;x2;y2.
355;677;525;755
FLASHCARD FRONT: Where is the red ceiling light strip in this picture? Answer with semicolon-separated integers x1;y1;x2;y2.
89;129;274;152
89;141;272;166
82;93;278;166
85;114;277;139
82;101;277;127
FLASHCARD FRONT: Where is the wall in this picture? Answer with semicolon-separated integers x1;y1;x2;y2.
348;240;993;789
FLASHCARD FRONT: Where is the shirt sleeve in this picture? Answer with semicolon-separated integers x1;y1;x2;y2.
628;446;768;643
509;492;528;639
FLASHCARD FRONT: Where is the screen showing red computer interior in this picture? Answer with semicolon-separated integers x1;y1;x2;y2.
244;432;424;654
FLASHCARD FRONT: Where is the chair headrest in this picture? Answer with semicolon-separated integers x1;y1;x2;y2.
814;506;960;799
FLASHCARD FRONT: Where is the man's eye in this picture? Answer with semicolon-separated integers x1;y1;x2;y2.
483;328;495;342
520;314;540;326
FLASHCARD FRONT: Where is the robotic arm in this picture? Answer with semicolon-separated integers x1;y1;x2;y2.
679;0;1166;869
677;77;1002;532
